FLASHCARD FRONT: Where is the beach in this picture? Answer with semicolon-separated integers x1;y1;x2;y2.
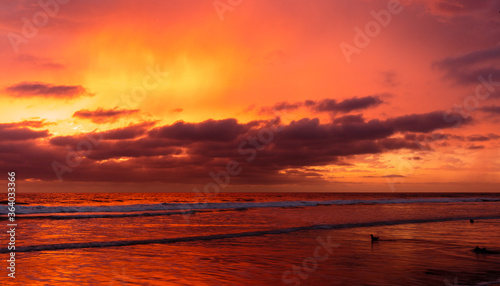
1;192;500;285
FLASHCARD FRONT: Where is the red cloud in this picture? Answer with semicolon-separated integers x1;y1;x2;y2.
0;109;474;184
4;82;93;99
73;108;140;123
0;121;50;141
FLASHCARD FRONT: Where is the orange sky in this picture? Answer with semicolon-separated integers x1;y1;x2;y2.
1;0;499;192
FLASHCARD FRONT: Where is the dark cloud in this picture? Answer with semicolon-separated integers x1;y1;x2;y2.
333;114;365;124
467;135;491;142
437;46;500;70
100;122;156;140
260;102;301;114
0;128;49;141
0;122;50;141
435;46;500;86
73;108;139;123
1;120;51;129
422;0;500;18
313;96;383;113
378;138;423;150
446;67;500;86
49;122;156;147
85;141;181;161
278;117;394;143
387;111;472;133
480;105;500;115
4;82;93;99
259;95;385;115
149;118;255;142
404;132;500;143
0;110;472;183
467;144;485;150
364;174;405;178
49;135;80;147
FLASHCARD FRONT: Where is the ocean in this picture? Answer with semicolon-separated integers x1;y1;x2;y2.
1;192;500;285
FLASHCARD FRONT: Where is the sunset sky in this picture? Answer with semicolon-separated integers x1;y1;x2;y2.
1;0;499;192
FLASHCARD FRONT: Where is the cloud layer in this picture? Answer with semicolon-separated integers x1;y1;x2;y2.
4;82;93;99
261;95;386;114
73;108;140;123
0;109;476;184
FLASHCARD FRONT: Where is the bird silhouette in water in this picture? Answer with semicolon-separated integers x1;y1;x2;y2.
470;219;474;223
370;234;379;242
473;246;499;254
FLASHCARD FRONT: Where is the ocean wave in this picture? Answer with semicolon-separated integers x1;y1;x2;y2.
11;210;199;220
2;197;500;215
2;215;499;254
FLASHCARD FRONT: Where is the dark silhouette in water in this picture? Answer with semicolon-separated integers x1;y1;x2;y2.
370;234;379;242
470;219;474;223
473;246;499;254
